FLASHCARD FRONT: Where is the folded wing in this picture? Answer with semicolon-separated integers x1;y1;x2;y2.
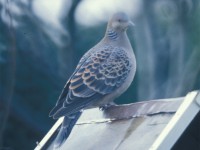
51;46;132;119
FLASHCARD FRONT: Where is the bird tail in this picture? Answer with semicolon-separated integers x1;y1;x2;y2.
53;111;82;149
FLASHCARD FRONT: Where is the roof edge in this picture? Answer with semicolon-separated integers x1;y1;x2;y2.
150;91;200;150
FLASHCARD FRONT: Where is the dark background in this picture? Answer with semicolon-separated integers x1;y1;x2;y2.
1;0;200;149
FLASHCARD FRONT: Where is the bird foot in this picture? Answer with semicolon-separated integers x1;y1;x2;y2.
99;103;115;111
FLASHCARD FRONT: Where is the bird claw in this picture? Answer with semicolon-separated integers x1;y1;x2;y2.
99;104;114;111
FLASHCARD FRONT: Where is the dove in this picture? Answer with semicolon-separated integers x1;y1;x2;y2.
49;12;136;149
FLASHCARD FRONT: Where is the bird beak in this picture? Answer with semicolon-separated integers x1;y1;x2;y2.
128;21;135;26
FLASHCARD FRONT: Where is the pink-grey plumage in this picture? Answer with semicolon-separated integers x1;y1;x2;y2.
49;12;136;149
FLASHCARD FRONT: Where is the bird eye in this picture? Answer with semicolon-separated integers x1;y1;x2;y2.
118;19;121;22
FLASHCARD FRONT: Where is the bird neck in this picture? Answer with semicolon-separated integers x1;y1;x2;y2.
105;28;129;45
102;28;132;50
106;28;119;40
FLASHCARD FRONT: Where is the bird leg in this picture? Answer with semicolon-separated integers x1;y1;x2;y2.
99;102;116;111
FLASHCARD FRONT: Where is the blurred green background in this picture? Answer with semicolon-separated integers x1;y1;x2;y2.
0;0;200;149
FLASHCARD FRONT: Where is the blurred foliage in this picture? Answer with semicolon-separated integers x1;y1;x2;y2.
0;0;200;149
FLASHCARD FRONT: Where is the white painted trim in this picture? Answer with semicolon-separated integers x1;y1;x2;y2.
34;117;64;150
150;91;200;150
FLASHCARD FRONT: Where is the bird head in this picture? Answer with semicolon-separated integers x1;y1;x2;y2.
108;12;134;32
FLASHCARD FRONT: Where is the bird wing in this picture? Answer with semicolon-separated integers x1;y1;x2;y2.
49;48;98;117
51;46;132;119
